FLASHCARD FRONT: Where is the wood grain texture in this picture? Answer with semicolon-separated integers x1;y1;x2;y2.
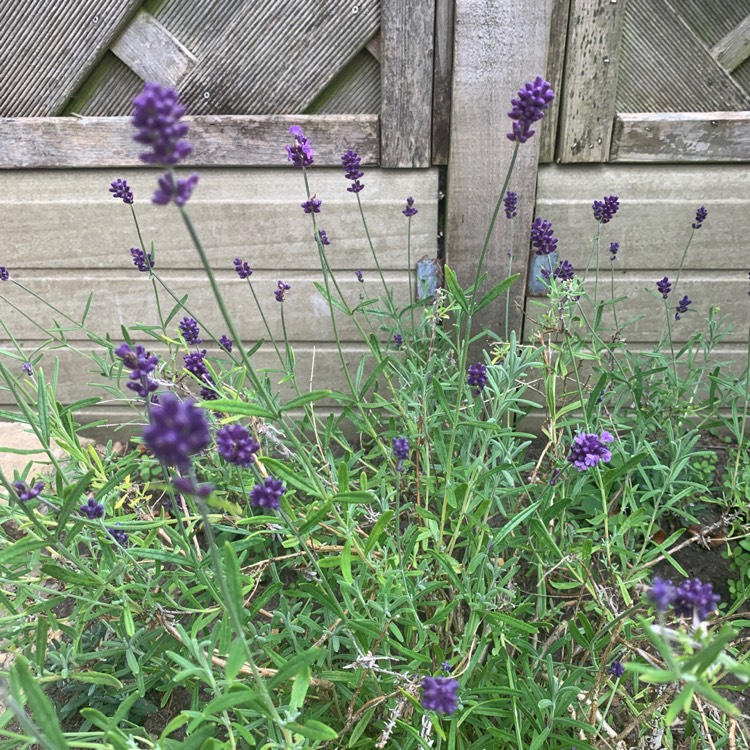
65;53;144;117
445;0;553;339
431;0;455;165
380;0;435;167
0;0;142;116
0;168;439;272
538;0;571;163
611;112;750;161
305;51;381;115
617;0;750;114
111;8;198;87
174;0;380;115
712;13;750;73
557;0;626;163
0;115;379;168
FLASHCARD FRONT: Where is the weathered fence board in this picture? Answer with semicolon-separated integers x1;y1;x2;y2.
711;13;750;73
306;51;381;115
431;0;454;165
380;0;435;167
557;0;626;163
0;0;142;116
0;115;379;168
611;113;750;161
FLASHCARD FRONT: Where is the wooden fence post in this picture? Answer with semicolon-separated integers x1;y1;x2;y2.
445;0;553;339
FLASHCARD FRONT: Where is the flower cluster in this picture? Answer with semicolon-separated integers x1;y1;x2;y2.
592;195;619;224
648;577;720;622
109;178;134;205
421;676;459;714
0;266;9;281
13;480;44;501
250;476;285;510
467;362;488;393
275;280;291;302
80;496;104;519
142;392;211;472
130;247;154;273
392;436;410;472
341;149;365;193
656;276;672;299
318;228;331;246
108;524;129;546
675;295;692;320
22;362;33;376
354;269;364;283
393;333;403;347
216;423;260;468
506;77;555;144
219;334;233;352
608;660;625;679
504;191;518;219
530;218;558;256
234;258;253;279
402;197;418;217
540;259;575;282
285;125;314;168
115;343;159;399
567;431;614;471
609;242;619;261
179;317;202;345
692;205;707;229
301;196;322;214
152;173;199;207
172;476;213;498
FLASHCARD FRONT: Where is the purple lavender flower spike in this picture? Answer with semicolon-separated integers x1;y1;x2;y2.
0;267;9;281
567;431;614;471
673;578;720;621
13;481;44;502
108;523;129;546
275;280;291;302
234;258;253;279
301;196;322;213
172;476;213;499
130;247;154;273
541;259;575;282
393;333;403;347
608;661;625;679
656;276;672;299
506;77;555;144
179;317;202;345
115;343;159;399
392;436;410;472
504;191;518;219
354;269;364;283
402;196;418;217
421;676;460;715
250;476;286;510
441;661;451;675
647;577;676;611
530;218;558;256
80;496;104;519
109;178;134;205
341;149;365;193
609;242;619;261
216;423;260;468
285;125;315;168
675;295;692;320
142;392;211;472
219;334;233;352
318;228;331;246
152;172;199;207
692;206;707;229
592;195;620;224
132;82;192;166
467;362;488;394
22;362;33;376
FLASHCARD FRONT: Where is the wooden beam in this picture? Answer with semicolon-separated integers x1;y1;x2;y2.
445;0;553;340
365;33;381;62
610;112;750;162
380;0;435;167
0;115;380;168
711;13;750;73
538;0;571;163
110;9;198;88
557;0;627;163
431;0;455;165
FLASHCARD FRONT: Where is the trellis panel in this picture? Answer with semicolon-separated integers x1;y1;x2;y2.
0;0;142;116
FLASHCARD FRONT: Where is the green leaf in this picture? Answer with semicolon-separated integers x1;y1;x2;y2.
475;274;519;313
288;719;338;741
199;398;277;419
223;542;244;625
341;540;353;585
268;647;324;689
280;390;337;411
225;638;246;681
259;457;322;498
365;510;394;555
40;563;99;587
290;665;311;713
71;671;123;688
443;265;469;313
332;491;374;504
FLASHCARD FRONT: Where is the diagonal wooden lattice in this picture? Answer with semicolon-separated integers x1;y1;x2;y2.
617;0;750;113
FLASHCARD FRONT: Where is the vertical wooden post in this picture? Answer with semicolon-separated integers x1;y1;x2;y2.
557;0;627;163
445;0;553;339
380;0;436;167
431;0;455;165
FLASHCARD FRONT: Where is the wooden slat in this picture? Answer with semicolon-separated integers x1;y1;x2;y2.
611;113;750;161
538;0;571;163
380;0;435;167
0;115;379;168
617;0;750;114
305;52;380;115
65;53;144;117
366;33;382;62
175;0;380;115
557;0;626;163
0;0;143;116
711;13;750;73
431;0;455;165
110;9;198;87
445;0;553;339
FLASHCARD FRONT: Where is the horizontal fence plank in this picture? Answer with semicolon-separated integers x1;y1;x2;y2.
0;115;380;168
611;112;750;161
0;168;438;271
